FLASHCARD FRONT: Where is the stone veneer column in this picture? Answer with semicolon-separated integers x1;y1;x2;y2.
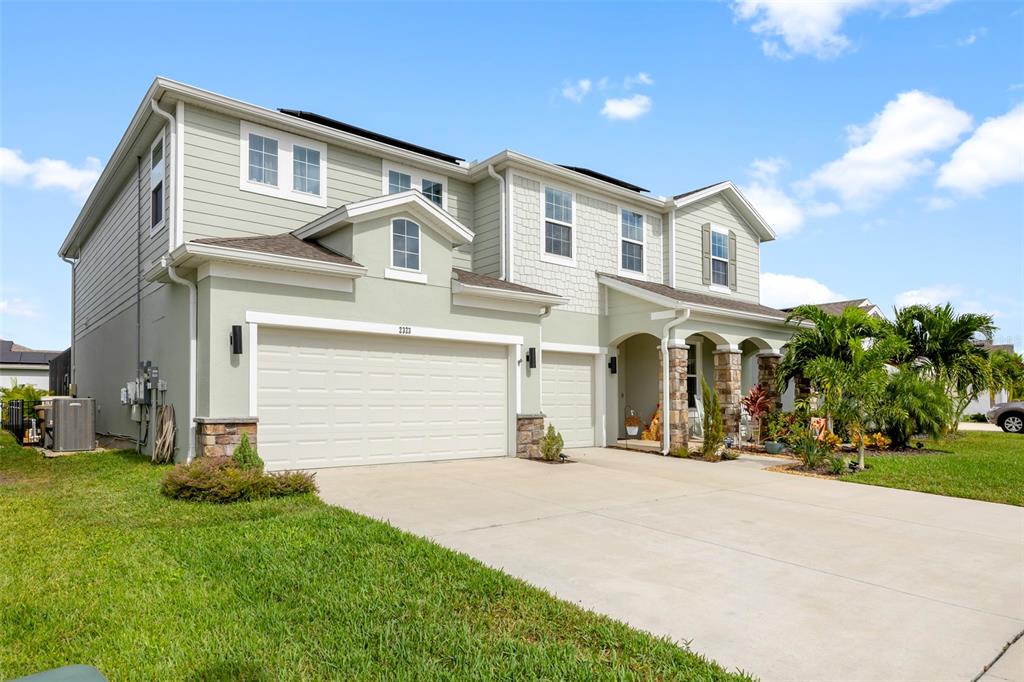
516;414;545;459
794;371;813;404
713;350;743;440
195;417;258;459
667;345;689;451
757;352;783;412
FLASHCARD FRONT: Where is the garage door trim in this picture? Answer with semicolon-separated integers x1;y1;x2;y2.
540;342;607;447
245;311;523;458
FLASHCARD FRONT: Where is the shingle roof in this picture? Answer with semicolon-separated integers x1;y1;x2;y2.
557;166;649;193
782;299;871;316
673;181;729;200
0;339;63;366
452;268;560;298
193;234;361;267
599;273;788;319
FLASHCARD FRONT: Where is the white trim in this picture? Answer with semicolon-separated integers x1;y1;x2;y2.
715;343;741;353
539;182;577;267
451;278;567;307
197;261;354;293
451;293;548;316
594;352;607;447
507;168;515;282
248;322;258;415
169;242;367;279
293;190;473;244
515;344;523;414
541;342;603;355
244;311;524;346
674;181;775;241
709;284;732;295
174;100;185;249
618;208;645;278
709;223;730;289
148;131;166;237
238;120;328;207
382;161;447;211
668;207;676;288
0;363;52;372
598;275;687;310
509;347;519;455
384;267;428;284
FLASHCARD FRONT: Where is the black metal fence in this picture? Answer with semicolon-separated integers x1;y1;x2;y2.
1;399;44;445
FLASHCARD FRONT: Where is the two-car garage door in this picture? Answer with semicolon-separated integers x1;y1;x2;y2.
257;327;508;470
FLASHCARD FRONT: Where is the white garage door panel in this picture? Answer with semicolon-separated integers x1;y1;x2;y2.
542;351;595;448
258;327;508;469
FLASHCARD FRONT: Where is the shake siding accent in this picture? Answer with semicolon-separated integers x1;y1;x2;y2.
472;177;501;278
75;128;169;341
674;195;760;303
182;104;382;241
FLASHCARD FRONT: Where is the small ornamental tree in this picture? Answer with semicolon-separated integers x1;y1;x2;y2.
539;425;564;462
232;433;264;471
700;376;724;461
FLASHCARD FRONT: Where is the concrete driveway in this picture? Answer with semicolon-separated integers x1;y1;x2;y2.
315;448;1024;681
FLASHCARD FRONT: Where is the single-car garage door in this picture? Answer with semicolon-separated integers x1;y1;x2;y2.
542;351;595;448
257;327;509;470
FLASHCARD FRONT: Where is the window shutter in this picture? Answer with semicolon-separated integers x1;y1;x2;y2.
701;223;711;285
728;230;738;291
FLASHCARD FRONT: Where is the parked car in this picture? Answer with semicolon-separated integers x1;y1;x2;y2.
986;402;1024;434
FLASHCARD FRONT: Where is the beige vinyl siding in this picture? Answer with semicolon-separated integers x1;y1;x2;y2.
447;176;474;270
472;177;501;277
674;195;760;303
182;104;382;241
75;127;169;340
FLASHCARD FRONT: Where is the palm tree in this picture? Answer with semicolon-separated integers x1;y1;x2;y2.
777;304;886;402
989;349;1024;403
887;304;996;428
803;335;909;470
877;368;951;449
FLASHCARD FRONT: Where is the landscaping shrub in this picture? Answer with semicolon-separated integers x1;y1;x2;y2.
826;454;847;476
877;369;951;449
161;457;316;503
966;413;988;423
232;433;264;471
669;445;689;458
539;425;564;461
700;377;724;461
791;434;830;470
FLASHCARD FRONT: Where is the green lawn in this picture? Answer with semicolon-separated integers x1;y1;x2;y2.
0;433;746;681
844;431;1024;506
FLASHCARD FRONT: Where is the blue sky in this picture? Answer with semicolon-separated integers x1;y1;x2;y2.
1;1;1022;351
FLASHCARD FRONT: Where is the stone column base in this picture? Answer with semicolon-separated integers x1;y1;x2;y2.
195;417;258;459
667;345;689;452
757;352;783;412
713;350;743;441
516;414;545;459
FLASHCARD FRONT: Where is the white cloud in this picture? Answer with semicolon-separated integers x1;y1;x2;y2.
893;285;962;307
740;157;805;237
936;104;1024;196
561;79;592;103
0;298;40;319
761;273;845;309
731;0;951;59
0;147;101;201
623;72;654;89
925;196;956;211
1009;83;1024;92
601;94;652;121
955;27;987;47
799;90;972;208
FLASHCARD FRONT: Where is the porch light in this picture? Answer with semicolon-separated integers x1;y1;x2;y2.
230;325;243;355
608;357;617;374
526;347;537;369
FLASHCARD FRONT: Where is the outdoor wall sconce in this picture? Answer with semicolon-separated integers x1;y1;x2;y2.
526;347;537;369
230;325;243;355
608;356;617;374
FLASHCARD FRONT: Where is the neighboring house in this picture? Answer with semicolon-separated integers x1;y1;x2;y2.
59;77;797;469
964;342;1015;414
0;339;62;391
783;298;886;320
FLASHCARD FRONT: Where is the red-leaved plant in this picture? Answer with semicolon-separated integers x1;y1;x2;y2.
740;384;772;444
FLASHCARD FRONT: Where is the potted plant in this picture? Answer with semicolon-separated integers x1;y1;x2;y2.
763;411;787;454
624;406;641;438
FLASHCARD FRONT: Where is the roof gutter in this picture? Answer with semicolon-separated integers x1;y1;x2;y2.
60;254;78;391
661;308;691;455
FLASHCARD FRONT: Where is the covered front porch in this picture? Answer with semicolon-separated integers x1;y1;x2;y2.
598;274;794;454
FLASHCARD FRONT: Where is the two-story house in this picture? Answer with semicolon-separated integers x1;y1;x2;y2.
59;78;796;468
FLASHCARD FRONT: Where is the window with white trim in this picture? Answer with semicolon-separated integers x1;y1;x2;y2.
392;218;420;270
150;135;165;232
711;229;729;286
238;121;327;206
383;163;445;208
544;187;573;259
292;145;321;195
620;210;644;273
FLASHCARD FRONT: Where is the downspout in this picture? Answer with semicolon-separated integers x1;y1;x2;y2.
136;155;143;452
165;259;196;463
661;308;691;455
149;99;176;252
486;164;506;279
60;255;78;393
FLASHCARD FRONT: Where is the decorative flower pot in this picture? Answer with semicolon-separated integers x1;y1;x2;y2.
626;425;639;437
764;441;785;454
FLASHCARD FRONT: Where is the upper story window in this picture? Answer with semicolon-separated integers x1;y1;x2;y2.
620;210;644;274
711;229;729;286
383;163;445;208
238;121;327;207
391;218;420;271
292;145;321;195
150;134;165;233
543;186;574;261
